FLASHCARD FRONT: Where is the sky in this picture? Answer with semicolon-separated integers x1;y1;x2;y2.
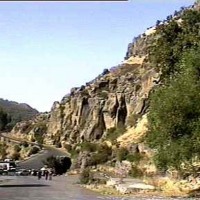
0;0;194;112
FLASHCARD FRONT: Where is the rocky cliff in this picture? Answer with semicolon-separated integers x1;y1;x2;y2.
11;30;160;154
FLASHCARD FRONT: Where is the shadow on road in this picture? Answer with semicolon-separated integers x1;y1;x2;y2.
0;184;49;188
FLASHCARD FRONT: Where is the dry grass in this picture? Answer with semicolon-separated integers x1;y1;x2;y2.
117;114;148;147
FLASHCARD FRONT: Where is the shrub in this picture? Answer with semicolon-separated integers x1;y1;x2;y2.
69;148;79;159
34;133;44;144
89;143;112;166
55;142;62;148
13;144;21;152
11;152;20;160
80;142;97;152
21;122;33;134
126;152;143;163
117;147;129;162
79;168;94;184
43;155;71;175
129;165;143;178
98;91;108;99
127;113;140;127
64;143;72;152
21;141;29;148
106;125;126;142
147;47;200;172
28;146;40;156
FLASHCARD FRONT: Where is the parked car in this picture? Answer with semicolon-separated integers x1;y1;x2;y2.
16;169;30;176
30;169;38;176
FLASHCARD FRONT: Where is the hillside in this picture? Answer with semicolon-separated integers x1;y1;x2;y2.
0;98;39;130
9;1;200;185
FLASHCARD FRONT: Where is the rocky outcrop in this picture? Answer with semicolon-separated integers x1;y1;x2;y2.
124;31;155;60
10;29;160;151
42;62;159;146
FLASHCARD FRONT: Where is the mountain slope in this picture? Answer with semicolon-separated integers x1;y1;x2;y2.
10;2;200;178
0;98;39;129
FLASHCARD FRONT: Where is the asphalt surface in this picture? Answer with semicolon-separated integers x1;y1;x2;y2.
0;133;188;200
0;132;69;170
18;146;69;170
0;175;107;200
0;175;190;200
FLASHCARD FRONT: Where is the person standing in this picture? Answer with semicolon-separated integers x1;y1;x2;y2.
45;170;49;180
37;170;42;180
49;169;53;180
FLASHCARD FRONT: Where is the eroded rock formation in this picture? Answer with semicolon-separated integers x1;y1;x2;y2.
11;31;160;150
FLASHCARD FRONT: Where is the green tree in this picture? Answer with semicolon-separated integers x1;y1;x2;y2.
146;47;200;171
43;155;71;175
0;109;9;131
149;9;200;83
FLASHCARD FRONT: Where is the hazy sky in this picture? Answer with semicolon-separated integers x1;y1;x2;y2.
0;0;194;112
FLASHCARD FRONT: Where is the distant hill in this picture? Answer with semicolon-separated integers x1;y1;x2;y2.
0;98;39;130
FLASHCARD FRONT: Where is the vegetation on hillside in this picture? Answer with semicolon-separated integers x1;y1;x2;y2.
43;155;71;175
149;9;200;82
0;109;11;131
0;98;39;131
147;8;200;175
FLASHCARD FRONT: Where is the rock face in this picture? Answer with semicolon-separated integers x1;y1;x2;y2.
44;63;158;146
11;31;160;149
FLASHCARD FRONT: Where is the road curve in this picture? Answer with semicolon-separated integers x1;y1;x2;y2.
0;132;70;170
18;146;69;170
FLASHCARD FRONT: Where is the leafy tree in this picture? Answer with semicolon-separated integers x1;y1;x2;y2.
146;47;200;171
149;9;200;83
43;155;71;175
0;109;9;131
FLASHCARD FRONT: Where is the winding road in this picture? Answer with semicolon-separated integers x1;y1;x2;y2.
0;132;69;169
0;133;187;200
0;133;121;200
18;146;69;170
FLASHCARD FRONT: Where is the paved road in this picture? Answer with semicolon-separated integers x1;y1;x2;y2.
0;175;191;200
0;132;70;170
0;175;108;200
18;146;69;170
0;133;189;200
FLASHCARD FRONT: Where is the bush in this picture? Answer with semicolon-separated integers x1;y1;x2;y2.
98;91;108;99
11;152;20;160
55;142;62;148
21;141;29;148
80;142;97;152
64;144;72;152
13;144;21;152
88;143;112;166
147;47;200;171
79;168;94;184
69;148;79;159
129;165;143;178
106;125;126;142
28;146;40;156
43;155;72;175
127;113;140;127
116;147;129;162
116;147;143;163
34;133;44;144
126;153;143;163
